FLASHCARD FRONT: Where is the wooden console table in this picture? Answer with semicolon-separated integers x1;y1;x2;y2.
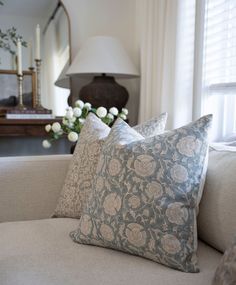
0;118;61;137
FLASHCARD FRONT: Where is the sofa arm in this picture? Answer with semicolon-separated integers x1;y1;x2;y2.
0;155;71;222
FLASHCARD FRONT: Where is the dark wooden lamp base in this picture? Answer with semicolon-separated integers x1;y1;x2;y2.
79;75;128;110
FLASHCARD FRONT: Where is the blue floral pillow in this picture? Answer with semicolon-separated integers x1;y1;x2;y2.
133;112;167;137
71;115;212;273
54;113;167;218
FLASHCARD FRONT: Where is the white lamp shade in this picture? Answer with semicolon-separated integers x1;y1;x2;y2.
55;61;70;89
66;36;139;78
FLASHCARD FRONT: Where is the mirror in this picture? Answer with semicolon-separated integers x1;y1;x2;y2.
0;0;71;116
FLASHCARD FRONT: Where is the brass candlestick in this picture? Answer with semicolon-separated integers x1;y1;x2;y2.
35;59;44;110
16;74;26;110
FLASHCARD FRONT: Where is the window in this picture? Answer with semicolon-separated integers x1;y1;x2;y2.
201;0;236;141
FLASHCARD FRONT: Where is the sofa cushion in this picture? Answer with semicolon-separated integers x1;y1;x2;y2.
0;155;71;223
54;113;167;219
0;218;222;285
71;115;212;273
198;144;236;253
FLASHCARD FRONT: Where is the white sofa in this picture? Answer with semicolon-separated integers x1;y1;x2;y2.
0;145;235;285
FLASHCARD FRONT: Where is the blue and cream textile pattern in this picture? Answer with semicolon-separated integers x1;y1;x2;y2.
53;113;110;218
133;112;167;137
71;115;212;273
53;113;167;218
212;237;236;285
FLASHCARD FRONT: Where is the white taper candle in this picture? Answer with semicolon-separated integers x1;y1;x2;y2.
29;39;33;67
17;38;22;75
35;24;40;60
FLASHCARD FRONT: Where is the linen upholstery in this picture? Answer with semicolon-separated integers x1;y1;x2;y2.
212;236;236;285
71;115;212;272
54;113;168;218
0;155;70;223
198;144;236;253
0;218;222;285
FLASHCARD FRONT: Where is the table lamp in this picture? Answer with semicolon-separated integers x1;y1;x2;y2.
55;61;73;105
66;36;139;110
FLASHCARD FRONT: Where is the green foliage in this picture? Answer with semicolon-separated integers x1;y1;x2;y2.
0;27;27;55
0;1;27;63
44;102;128;148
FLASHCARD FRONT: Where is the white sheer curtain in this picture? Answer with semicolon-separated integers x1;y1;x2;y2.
136;0;196;129
42;19;58;113
42;7;69;116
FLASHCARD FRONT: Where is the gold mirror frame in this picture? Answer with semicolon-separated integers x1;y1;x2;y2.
60;0;72;105
0;69;36;110
60;1;72;65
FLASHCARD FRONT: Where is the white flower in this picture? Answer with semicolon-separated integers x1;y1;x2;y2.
64;117;74;128
62;118;68;126
75;99;84;109
65;109;74;119
79;118;85;124
107;113;114;120
45;124;51;132
68;131;79;142
42;140;51;148
51;122;61;133
67;121;74;128
70;116;76;123
73;107;82;117
84;102;92;110
96;107;107;118
119;113;127;120
109;107;118;116
122;108;128;115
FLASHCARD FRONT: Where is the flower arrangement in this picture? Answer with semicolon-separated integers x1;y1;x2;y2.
42;100;128;148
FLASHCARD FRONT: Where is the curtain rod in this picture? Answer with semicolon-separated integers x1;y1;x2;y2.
43;1;61;35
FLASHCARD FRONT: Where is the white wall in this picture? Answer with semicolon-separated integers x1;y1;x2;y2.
62;0;140;125
0;15;45;70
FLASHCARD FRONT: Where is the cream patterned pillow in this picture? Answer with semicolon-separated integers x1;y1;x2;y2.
212;237;236;285
53;113;110;218
71;115;212;272
53;112;167;218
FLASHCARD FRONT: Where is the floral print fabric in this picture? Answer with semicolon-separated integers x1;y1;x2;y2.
133;112;167;137
53;113;167;218
71;115;212;272
213;237;236;285
53;113;110;218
